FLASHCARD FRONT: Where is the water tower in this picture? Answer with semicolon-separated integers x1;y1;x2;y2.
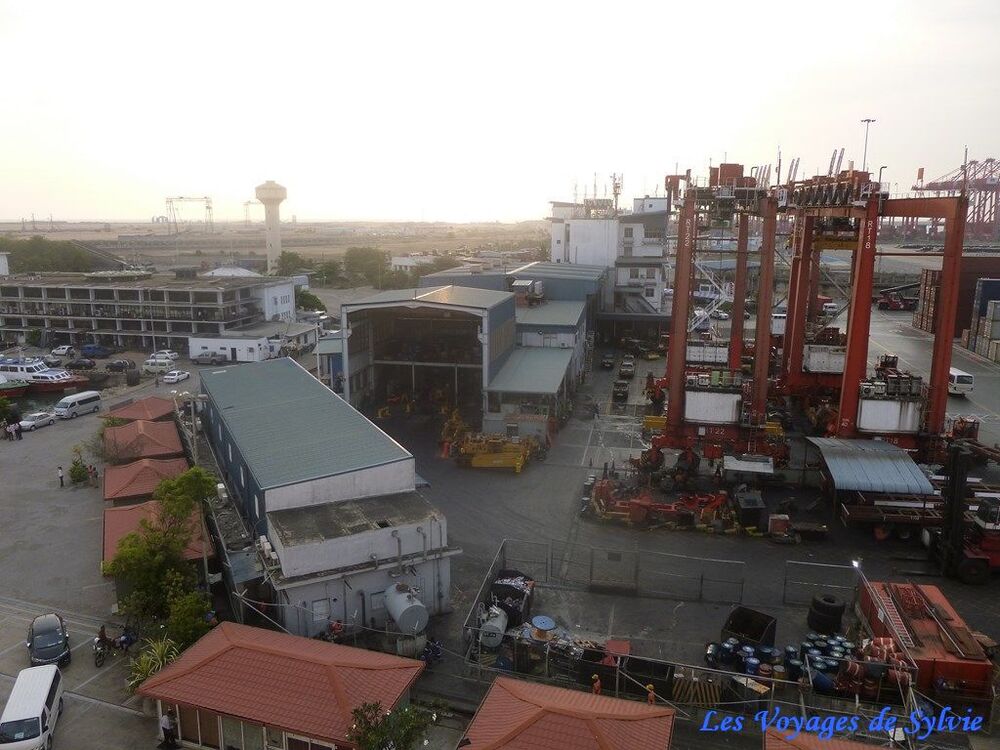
255;180;287;272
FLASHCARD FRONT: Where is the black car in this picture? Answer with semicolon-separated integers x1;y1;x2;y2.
612;380;630;401
600;354;615;369
65;358;97;370
27;613;70;666
106;358;136;372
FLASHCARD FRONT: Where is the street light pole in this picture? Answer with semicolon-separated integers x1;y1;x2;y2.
861;118;876;172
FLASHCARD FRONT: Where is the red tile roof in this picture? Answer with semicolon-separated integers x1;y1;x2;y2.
104;420;183;461
765;729;882;750
138;622;423;745
103;458;190;503
103;500;211;564
108;396;175;423
463;676;675;750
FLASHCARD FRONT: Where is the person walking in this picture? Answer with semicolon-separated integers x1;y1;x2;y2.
646;683;656;704
158;709;178;749
591;673;602;695
15;423;22;440
57;466;64;488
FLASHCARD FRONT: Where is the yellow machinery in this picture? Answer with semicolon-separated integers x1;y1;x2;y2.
455;434;539;473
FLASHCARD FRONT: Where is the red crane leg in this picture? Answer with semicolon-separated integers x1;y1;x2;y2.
927;196;968;433
836;196;880;437
667;193;697;432
750;198;777;425
807;245;821;319
728;214;750;372
784;215;815;381
782;219;804;373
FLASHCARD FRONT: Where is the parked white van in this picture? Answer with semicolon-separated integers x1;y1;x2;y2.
53;390;101;419
0;665;64;750
142;358;173;374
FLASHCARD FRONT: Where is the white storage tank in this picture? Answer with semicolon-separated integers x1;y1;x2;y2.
384;583;429;634
857;399;921;433
684;391;742;424
479;606;508;649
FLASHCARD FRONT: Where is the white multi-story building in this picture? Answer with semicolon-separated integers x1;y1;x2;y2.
548;197;672;314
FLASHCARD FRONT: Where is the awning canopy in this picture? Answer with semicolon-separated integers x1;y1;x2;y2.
805;438;933;495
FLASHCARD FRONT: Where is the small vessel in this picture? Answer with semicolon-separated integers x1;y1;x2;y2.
0;374;29;397
0;358;90;394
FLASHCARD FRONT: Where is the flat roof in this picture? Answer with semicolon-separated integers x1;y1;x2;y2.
486;347;573;395
515;300;586;327
805;437;934;495
216;320;316;339
0;272;288;291
345;285;512;309
508;261;607;281
200;358;411;490
268;491;437;547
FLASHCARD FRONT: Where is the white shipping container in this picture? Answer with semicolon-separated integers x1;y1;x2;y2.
684;390;741;424
803;345;846;373
685;343;729;363
857;399;921;433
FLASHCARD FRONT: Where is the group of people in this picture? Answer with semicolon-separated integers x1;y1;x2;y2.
3;420;22;441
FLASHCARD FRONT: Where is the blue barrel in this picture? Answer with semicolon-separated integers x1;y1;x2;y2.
724;637;740;648
806;648;822;661
800;641;813;658
784;645;798;663
786;658;803;681
755;645;772;661
813;639;829;653
740;645;755;662
745;657;760;675
812;670;836;692
829;648;846;660
842;641;856;655
806;632;820;642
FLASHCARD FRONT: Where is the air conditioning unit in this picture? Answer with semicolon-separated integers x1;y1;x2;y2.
559;342;568;348
860;383;876;397
874;381;888;396
686;374;698;386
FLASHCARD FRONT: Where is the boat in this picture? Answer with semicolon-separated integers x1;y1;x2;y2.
0;374;29;398
0;358;91;394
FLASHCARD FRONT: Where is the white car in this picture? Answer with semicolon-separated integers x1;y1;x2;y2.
50;345;75;356
710;310;730;320
162;370;191;384
19;411;57;431
152;349;180;360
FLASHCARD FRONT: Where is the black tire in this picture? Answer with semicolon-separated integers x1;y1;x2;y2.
29;425;36;431
94;649;105;667
957;557;990;586
807;607;841;634
811;594;847;618
47;420;53;427
70;412;77;419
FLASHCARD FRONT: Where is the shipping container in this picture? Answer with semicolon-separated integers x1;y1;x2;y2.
802;345;846;373
684;390;741;424
857;399;921;433
685;343;729;364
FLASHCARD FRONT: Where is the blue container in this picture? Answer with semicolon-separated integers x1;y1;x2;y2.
720;640;737;664
739;645;755;662
814;639;829;653
806;632;820;642
745;657;760;675
800;641;813;658
829;648;846;660
786;658;803;681
806;648;822;661
756;645;773;661
785;645;798;663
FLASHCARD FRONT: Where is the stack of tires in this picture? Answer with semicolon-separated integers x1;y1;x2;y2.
807;594;846;634
125;370;141;387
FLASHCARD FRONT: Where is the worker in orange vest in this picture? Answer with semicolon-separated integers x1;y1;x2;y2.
591;674;601;695
646;684;656;704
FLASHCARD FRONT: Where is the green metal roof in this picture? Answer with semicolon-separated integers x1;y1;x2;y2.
514;301;586;328
486;347;573;395
200;358;411;490
345;285;512;309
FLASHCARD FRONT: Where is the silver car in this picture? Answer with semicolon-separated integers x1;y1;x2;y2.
19;411;57;431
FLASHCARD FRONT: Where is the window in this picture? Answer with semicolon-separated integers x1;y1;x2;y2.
257;494;265;520
623;227;633;238
645;268;655;279
228;443;232;462
45;671;60;710
312;599;330;621
555;239;561;244
178;705;200;744
644;288;656;298
223;716;243;749
629;268;639;279
239;466;245;487
198;710;221;748
243;722;264;750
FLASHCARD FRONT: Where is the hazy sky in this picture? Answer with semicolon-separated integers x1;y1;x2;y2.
2;1;997;224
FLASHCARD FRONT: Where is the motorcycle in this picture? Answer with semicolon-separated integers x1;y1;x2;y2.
93;626;137;667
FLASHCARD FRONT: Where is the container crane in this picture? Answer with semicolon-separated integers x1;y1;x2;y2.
165;195;214;234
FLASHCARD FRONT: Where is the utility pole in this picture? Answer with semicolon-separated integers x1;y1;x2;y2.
860;118;876;172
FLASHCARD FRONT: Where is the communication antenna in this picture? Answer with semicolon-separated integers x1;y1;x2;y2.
610;173;623;214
